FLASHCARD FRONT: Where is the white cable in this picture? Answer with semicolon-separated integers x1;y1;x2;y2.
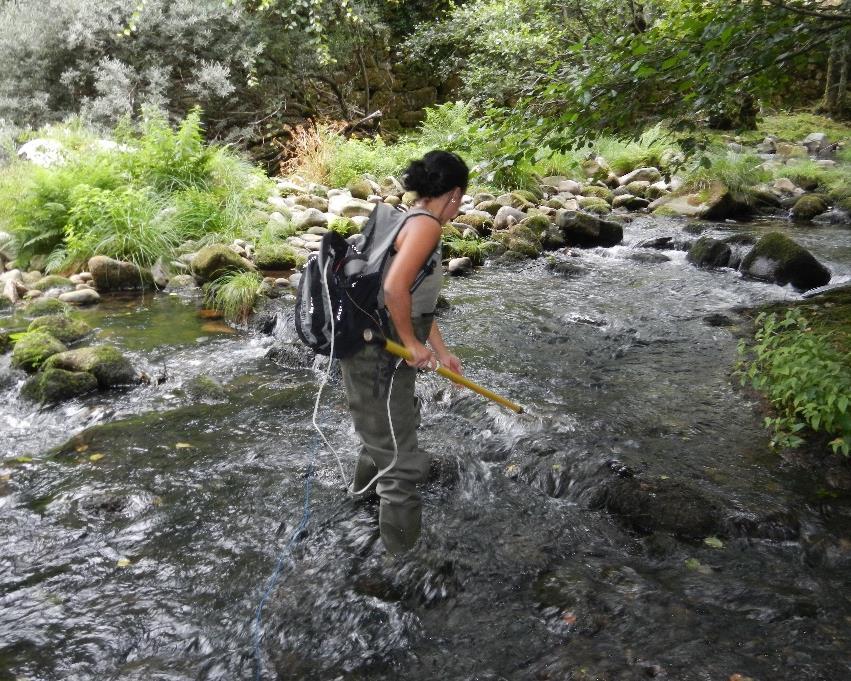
349;358;403;496
312;255;350;487
311;249;404;497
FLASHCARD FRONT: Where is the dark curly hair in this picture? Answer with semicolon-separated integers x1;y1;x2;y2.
402;150;469;198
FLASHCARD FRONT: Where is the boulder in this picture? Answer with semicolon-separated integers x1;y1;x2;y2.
775;142;808;159
580;185;614;203
518;215;552;239
17;138;65;167
164;274;198;292
624;180;651;198
59;289;101;306
475;200;503;216
556;210;623;248
346;178;373;200
577;197;611;215
32;275;74;292
21;368;98;404
581;156;610;181
293;194;329;212
557;179;582;194
740;232;831;291
545;258;587;277
22;297;71;318
612;194;650;210
454;212;493;235
11;331;67;372
88;256;153;291
191;245;253;283
293;208;328;230
756;137;777;154
447;257;473;276
790;194;829;221
44;345;137;388
773;177;800;195
28;315;91;344
254;244;303;270
618;167;662;185
494;205;526;230
339;199;376;219
801;132;828;155
687;237;732;269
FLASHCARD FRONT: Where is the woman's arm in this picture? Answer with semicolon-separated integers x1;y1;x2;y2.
428;320;463;374
383;216;442;369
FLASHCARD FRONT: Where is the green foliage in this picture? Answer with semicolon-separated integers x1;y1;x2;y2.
591;125;683;175
327;135;418;188
203;270;263;323
327;216;359;238
0;111;273;270
736;310;851;456
683;152;771;197
443;237;488;266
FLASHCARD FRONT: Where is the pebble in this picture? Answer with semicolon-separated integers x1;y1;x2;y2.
59;288;101;305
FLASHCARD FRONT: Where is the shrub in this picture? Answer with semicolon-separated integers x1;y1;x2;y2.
443;237;488;266
203;270;263;323
592;125;682;175
736;309;851;456
683;151;771;197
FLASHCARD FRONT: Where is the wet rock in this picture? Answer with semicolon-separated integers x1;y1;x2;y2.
618;166;662;185
687;236;732;269
44;345;138;387
164;274;198;292
703;313;735;327
32;275;74;292
740;232;831;291
790;194;829;221
88;255;153;291
22;297;71;318
494;205;526;230
447;257;473;276
11;331;68;372
453;212;493;235
625;251;670;264
191;244;254;283
27;315;91;344
546;258;587;277
589;476;727;538
59;288;101;306
184;374;227;401
21;367;98;404
801;132;828;154
612;194;650;210
556;210;623;248
580;185;614;203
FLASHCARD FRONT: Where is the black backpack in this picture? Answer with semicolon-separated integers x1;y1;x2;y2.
294;203;438;359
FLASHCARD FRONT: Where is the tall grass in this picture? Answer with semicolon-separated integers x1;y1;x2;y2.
683;151;771;197
203;270;263;323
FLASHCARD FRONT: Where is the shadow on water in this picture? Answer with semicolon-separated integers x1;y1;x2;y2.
2;217;851;680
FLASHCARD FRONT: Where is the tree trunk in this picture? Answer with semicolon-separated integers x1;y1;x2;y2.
822;38;840;113
837;30;849;113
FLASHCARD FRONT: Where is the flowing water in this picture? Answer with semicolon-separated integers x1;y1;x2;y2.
2;216;850;681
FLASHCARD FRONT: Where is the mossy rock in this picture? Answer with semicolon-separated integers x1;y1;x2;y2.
292;194;329;212
507;224;542;244
0;295;12;311
507;238;542;258
443;224;463;240
687;237;732;269
185;374;227;401
740;232;831;291
347;178;373;200
512;189;541;204
624;181;650;198
22;297;71;319
27;315;92;344
453;214;493;234
578;197;612;215
0;330;11;354
44;345;137;387
790;194;829;221
479;241;506;259
651;205;679;217
836;197;851;213
401;191;418;206
518;215;552;238
191;244;253;283
545;198;566;210
254;244;304;270
21;368;98;404
32;275;74;292
11;331;68;372
475;200;503;216
580;186;614;203
558;211;623;248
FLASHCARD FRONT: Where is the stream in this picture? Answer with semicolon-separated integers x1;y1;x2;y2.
2;215;850;681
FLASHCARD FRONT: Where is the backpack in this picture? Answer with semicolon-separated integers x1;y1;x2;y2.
294;203;439;359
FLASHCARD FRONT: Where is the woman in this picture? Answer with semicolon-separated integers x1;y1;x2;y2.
341;150;469;554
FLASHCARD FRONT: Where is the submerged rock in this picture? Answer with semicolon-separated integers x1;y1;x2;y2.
687;237;732;269
22;297;71;318
32;275;74;292
21;368;98;404
44;345;137;387
740;232;831;291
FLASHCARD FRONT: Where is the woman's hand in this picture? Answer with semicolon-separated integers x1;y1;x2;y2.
436;351;462;375
407;341;437;370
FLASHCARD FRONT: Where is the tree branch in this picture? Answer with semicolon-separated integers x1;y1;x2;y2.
763;0;851;21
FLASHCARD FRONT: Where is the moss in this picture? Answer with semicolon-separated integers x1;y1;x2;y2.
328;216;360;237
580;199;612;216
453;214;493;234
507;238;542;258
790;194;829;221
21;368;98;404
27;315;91;344
518;215;552;238
581;186;614;203
444;238;486;266
32;275;75;292
624;181;649;198
652;206;679;217
191;244;251;283
22;297;71;318
475;200;503;216
254;244;303;270
443;224;463;240
741;231;831;291
687;237;732;269
44;345;137;387
346;178;372;200
511;189;541;204
0;330;11;354
11;331;67;372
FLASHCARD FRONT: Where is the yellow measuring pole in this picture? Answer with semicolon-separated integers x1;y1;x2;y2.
363;329;524;414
